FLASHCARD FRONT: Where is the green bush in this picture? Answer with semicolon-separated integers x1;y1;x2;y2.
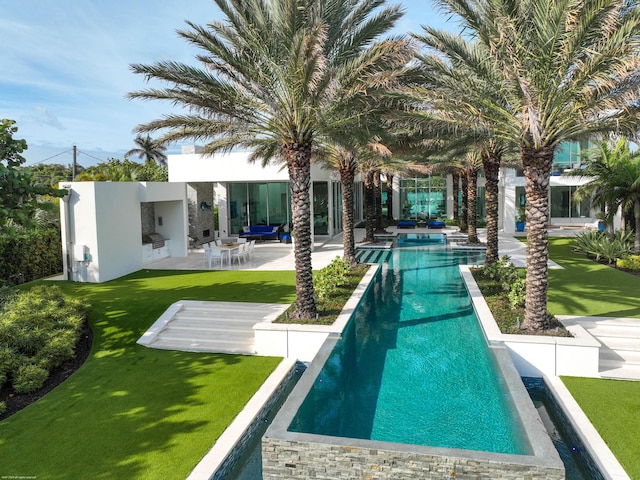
573;230;634;264
0;228;63;284
0;284;88;394
13;363;49;394
617;255;640;271
0;401;6;417
314;256;352;300
507;278;526;309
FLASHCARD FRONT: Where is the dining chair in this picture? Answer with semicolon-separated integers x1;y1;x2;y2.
208;245;225;269
230;243;245;266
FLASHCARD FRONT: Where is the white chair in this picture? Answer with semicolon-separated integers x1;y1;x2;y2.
202;243;211;267
215;239;223;246
230;243;246;266
207;245;225;269
246;240;256;260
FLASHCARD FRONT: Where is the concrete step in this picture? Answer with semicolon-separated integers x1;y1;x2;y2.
596;336;640;352
151;337;254;354
599;360;640;380
585;324;640;339
599;347;640;365
159;327;253;342
165;321;253;334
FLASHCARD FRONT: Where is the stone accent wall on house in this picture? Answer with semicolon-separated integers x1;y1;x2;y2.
262;438;565;480
140;202;155;237
187;183;215;245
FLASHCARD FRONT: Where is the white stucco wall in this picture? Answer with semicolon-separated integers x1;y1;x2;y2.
60;181;188;283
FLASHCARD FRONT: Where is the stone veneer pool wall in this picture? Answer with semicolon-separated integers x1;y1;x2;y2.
262;335;565;479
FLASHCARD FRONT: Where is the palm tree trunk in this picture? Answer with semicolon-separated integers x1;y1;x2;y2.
467;167;479;244
364;169;375;242
635;200;640;255
340;159;358;266
521;146;553;331
386;172;394;221
452;173;460;222
482;149;500;265
285;144;316;320
460;173;468;233
374;170;384;232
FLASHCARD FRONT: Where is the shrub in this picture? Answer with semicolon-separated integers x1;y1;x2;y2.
13;363;49;394
0;227;62;284
315;256;352;301
0;284;88;394
507;278;526;309
0;401;6;417
617;255;640;271
573;230;634;264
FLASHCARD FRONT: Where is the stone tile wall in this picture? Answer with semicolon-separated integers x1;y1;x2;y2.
262;438;564;479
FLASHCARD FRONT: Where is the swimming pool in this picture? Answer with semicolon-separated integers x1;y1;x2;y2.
264;244;564;479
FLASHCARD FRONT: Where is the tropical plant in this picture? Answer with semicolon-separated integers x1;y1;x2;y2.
0;119;65;233
78;158;167;182
617;255;640;271
0;285;87;394
414;0;640;331
573;230;634;264
126;134;168;167
571;139;633;234
128;0;406;319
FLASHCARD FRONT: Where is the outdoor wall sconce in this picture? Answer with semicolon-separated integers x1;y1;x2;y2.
201;201;212;211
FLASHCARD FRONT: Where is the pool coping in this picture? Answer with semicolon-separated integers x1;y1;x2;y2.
460;264;630;480
263;263;565;478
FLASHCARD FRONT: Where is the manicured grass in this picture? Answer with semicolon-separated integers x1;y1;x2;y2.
548;237;640;318
561;376;640;480
0;269;296;480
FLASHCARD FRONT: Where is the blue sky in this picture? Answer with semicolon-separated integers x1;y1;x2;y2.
1;1;457;167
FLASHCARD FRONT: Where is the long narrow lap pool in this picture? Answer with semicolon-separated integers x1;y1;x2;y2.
288;243;529;454
263;238;564;479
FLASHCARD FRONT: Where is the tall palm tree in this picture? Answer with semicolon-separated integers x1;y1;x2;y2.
128;0;404;320
415;0;640;330
126;135;168;167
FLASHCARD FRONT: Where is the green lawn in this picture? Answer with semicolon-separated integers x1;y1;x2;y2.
0;269;296;480
545;238;640;479
548;237;640;318
561;376;640;480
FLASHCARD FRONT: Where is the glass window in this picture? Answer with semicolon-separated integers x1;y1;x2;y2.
313;181;329;235
228;183;247;234
550;186;570;217
267;182;290;226
248;183;268;225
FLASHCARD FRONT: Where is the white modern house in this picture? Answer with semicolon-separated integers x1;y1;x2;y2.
59;141;606;283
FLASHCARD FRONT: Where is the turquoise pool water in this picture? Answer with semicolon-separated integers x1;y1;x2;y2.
288;243;531;455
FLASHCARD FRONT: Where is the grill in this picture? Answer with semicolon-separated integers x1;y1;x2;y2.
142;233;165;249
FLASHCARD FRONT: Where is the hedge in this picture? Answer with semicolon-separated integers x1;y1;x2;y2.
0;228;62;284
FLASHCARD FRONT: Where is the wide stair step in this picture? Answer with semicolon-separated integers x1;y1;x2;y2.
138;300;288;355
574;317;640;379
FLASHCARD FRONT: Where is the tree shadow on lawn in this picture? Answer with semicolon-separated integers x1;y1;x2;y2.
0;269;290;479
0;349;278;480
548;239;640;318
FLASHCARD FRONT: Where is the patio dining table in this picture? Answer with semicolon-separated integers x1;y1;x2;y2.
218;243;241;266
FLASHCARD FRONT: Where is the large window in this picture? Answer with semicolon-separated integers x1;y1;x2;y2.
228;182;291;235
399;176;447;220
313;181;329;235
550;186;590;218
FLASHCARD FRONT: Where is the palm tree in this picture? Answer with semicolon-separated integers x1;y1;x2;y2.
128;0;405;320
415;0;640;331
126;135;168;167
612;155;640;254
572;139;633;234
